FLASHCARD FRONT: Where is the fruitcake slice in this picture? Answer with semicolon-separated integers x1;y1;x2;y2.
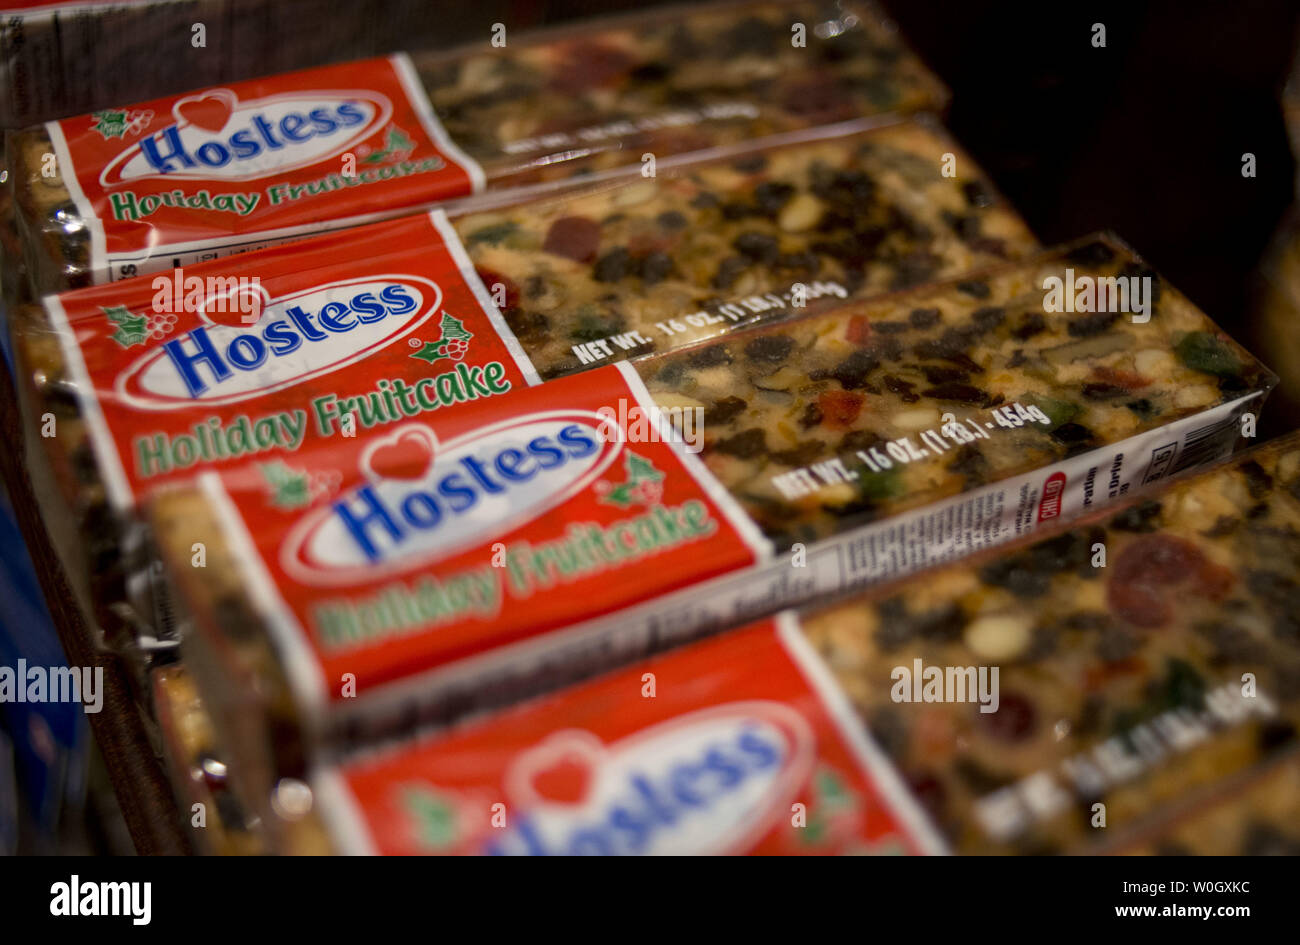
635;234;1274;551
456;116;1036;379
795;431;1300;853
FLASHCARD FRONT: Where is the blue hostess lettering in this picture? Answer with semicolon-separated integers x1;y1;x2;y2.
159;284;420;398
140;102;367;174
102;90;391;187
485;721;790;856
335;423;600;561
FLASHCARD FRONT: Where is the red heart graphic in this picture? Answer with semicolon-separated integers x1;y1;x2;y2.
365;429;435;480
174;91;234;133
529;753;592;805
199;283;268;329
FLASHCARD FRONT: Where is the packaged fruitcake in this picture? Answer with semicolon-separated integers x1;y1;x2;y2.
11;211;537;659
11;116;1032;653
146;236;1276;823
303;621;945;855
789;430;1300;854
443;115;1035;380
7;0;947;293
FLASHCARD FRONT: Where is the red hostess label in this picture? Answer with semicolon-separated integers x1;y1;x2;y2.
49;55;483;281
49;211;535;509
198;363;764;706
316;620;940;855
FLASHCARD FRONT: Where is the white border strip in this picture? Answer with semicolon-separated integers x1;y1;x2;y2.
308;766;377;856
44;119;109;283
428;208;542;387
42;295;134;511
390;52;485;194
776;611;951;856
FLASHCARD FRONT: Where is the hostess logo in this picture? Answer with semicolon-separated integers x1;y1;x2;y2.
282;415;621;584
116;275;440;409
100;87;392;185
483;703;814;855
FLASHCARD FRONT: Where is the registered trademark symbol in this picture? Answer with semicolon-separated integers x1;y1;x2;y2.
408;338;422;347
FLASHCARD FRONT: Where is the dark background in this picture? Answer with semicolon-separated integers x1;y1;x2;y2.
541;0;1300;425
882;0;1298;350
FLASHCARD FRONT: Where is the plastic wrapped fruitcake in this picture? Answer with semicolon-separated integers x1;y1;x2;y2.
8;0;946;292
635;235;1274;549
415;0;947;183
145;237;1275;833
9;115;1031;658
8;212;540;661
303;621;944;855
454;116;1036;379
793;431;1300;854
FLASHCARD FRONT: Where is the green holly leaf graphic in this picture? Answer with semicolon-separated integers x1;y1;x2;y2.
259;461;312;510
601;480;638;509
90;109;129;140
625;452;663;486
599;452;665;508
103;305;148;348
410;312;474;366
802;814;828;845
362;125;416;164
439;312;473;342
387;126;415;152
401;786;458;850
410;341;447;364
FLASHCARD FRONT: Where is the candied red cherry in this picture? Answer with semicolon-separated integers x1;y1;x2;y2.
979;691;1037;741
846;314;873;346
817;390;865;430
542;216;601;263
1111;534;1204;584
1196;560;1235;601
1108;579;1172;629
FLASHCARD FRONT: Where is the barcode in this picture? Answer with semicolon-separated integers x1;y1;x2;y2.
1170;413;1239;475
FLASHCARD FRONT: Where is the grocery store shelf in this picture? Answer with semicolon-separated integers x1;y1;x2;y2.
0;353;190;856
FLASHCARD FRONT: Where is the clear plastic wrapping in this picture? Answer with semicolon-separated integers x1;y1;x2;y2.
448;115;1035;380
793;430;1300;853
302;430;1300;855
7;116;1033;665
143;237;1275;836
7;0;948;293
